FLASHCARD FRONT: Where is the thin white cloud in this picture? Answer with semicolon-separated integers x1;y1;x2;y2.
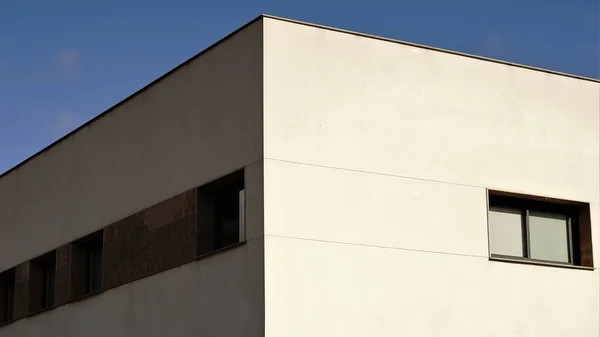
484;36;505;57
57;49;80;78
53;110;82;136
29;48;81;84
583;11;598;27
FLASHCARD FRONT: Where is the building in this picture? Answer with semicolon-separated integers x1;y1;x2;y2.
0;14;598;337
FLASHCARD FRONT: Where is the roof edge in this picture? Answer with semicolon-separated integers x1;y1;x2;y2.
262;14;600;83
1;13;597;180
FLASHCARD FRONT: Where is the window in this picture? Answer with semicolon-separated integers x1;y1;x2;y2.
29;252;56;313
71;231;103;299
0;269;15;324
197;169;245;255
488;191;593;267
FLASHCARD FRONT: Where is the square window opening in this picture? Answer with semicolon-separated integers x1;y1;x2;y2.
488;191;593;267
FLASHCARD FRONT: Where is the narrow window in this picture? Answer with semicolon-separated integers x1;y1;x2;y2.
488;191;593;267
197;169;245;255
29;252;56;313
71;231;103;299
0;269;15;323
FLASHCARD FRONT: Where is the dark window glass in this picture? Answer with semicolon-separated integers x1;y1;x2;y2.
71;231;103;299
0;269;15;323
197;170;245;255
29;252;56;313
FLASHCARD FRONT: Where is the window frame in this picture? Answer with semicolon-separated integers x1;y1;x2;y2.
488;193;581;266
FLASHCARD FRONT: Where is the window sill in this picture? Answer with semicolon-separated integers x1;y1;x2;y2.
489;256;594;271
69;288;103;305
196;241;246;260
26;305;58;319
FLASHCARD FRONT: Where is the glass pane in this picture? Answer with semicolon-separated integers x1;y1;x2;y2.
529;211;569;263
489;207;523;257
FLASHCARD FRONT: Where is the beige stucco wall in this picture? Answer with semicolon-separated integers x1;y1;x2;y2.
263;17;600;337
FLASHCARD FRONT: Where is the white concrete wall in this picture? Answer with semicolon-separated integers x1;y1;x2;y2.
0;239;264;337
263;19;599;203
0;19;264;337
263;18;600;337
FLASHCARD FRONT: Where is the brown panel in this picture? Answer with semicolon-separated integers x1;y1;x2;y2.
13;262;29;320
578;204;594;267
103;189;197;290
104;213;144;247
54;244;71;305
489;190;584;206
102;262;121;290
142;191;197;231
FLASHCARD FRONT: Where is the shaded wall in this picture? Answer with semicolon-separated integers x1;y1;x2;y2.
0;18;265;337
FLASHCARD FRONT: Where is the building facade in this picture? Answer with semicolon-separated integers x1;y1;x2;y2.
0;15;598;337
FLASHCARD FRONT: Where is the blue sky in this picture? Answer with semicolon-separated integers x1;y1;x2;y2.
0;0;598;175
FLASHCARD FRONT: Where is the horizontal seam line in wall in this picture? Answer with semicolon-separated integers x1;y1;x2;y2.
246;157;265;168
266;234;488;259
246;235;265;243
264;158;600;203
264;158;484;189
